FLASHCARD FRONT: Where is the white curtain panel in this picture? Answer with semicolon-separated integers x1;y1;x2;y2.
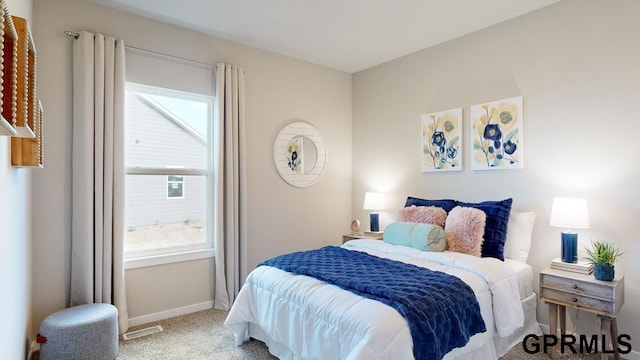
213;63;247;310
71;31;129;333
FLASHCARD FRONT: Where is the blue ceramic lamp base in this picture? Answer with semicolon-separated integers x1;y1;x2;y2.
369;213;379;232
561;232;578;263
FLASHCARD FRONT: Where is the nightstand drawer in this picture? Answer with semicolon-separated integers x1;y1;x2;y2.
541;273;613;300
540;288;615;314
540;268;624;317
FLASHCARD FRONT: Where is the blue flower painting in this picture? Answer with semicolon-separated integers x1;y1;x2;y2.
421;108;462;172
471;96;523;170
286;138;302;173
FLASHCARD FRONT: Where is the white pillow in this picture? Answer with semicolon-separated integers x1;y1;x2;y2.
503;211;536;262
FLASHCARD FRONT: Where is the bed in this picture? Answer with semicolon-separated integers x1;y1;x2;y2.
225;201;542;359
225;240;541;359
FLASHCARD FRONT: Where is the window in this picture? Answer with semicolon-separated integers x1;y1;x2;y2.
167;175;184;198
124;83;215;264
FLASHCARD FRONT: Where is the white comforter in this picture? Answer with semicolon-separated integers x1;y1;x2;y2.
225;240;524;360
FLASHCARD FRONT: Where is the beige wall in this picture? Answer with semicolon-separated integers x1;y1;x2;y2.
0;2;34;359
353;0;640;351
31;0;640;354
32;0;351;333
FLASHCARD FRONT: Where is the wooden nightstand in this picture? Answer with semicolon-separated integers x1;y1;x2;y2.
342;233;383;243
540;268;624;360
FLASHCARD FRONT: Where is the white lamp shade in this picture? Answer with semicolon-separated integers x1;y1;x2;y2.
363;192;385;211
549;197;590;229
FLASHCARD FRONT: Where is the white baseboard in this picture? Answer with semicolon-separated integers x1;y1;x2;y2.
539;323;550;334
537;322;640;359
27;340;39;360
627;351;640;360
127;301;214;327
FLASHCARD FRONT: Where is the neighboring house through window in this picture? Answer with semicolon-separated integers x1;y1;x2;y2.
124;82;215;265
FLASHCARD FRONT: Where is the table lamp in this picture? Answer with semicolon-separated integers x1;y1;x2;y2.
363;192;385;233
549;197;590;263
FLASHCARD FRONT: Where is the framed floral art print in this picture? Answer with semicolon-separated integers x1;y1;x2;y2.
470;96;523;170
421;107;462;172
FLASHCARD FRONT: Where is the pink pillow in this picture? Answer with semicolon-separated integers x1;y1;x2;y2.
445;206;486;257
397;205;447;227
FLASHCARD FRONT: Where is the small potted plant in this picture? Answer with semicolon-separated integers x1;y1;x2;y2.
584;239;622;281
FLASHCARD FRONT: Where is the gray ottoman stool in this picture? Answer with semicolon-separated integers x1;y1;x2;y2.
38;303;118;360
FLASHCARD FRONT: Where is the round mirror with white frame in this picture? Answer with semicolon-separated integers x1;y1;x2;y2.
273;121;327;187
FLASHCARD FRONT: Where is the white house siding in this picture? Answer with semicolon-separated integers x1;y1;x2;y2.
126;175;206;227
125;92;207;227
125;92;207;169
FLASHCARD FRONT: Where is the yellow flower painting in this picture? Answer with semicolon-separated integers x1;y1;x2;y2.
470;96;523;170
421;108;462;172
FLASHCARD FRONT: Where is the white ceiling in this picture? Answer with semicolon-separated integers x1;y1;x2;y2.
88;0;561;73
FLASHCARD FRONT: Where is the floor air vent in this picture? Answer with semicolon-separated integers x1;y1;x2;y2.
122;325;163;340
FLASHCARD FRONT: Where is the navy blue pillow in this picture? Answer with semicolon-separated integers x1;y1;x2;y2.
404;197;457;213
457;198;513;261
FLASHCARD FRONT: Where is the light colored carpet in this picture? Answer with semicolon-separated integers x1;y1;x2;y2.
117;309;276;360
34;308;619;359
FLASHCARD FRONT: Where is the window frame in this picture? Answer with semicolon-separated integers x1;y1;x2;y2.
123;82;216;267
167;174;185;199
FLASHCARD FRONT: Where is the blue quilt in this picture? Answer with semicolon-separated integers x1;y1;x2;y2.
259;246;486;360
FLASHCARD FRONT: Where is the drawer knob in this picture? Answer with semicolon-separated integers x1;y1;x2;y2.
572;297;578;302
572;284;578;289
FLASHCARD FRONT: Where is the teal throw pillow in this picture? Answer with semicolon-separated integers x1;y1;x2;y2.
383;222;446;252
